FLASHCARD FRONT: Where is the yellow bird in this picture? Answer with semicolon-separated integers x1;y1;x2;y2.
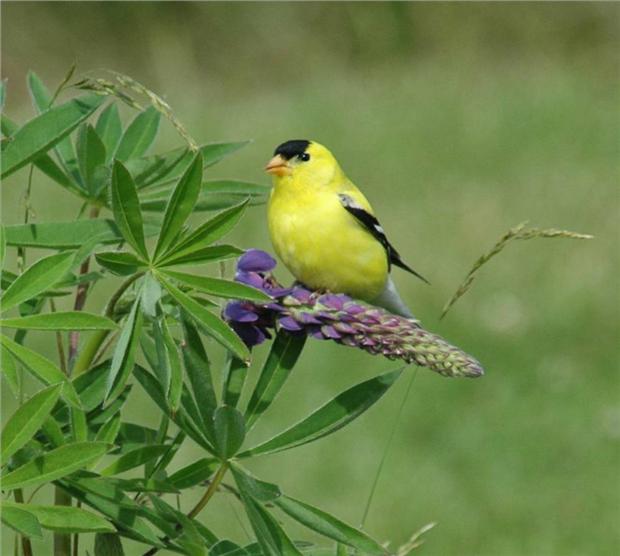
265;140;427;318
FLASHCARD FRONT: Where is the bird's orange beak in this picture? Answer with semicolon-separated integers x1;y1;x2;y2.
265;154;292;177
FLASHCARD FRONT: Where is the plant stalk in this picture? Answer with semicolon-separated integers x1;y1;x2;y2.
53;489;72;556
13;489;33;556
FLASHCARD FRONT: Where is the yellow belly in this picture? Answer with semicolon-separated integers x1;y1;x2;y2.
268;188;388;301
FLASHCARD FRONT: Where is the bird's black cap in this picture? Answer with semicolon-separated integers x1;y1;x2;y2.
274;139;310;160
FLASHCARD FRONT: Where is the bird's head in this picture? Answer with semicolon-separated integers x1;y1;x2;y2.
265;140;344;189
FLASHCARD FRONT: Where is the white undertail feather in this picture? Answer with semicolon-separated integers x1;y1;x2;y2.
371;276;415;319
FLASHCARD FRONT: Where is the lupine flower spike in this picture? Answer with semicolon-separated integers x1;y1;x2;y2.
224;250;484;378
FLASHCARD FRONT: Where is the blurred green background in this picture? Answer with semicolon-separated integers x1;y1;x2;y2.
2;2;619;555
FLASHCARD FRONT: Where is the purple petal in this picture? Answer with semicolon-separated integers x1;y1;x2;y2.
224;302;259;323
236;271;266;290
278;316;303;331
318;294;347;310
238;249;277;272
297;312;322;325
291;288;312;304
321;325;341;339
231;323;266;347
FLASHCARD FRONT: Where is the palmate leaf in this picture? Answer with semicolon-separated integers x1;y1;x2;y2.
239;368;403;458
95;251;148;276
160;313;184;412
0;311;117;330
0;503;43;539
158;275;250;362
1;383;62;461
245;331;306;430
95;413;121;444
100;445;169;476
161;269;270;302
157;244;243;268
105;297;142;403
76;123;107;195
213;406;246;459
239;491;302;556
115;106;160;162
140;141;251;189
168;458;218;490
232;465;386;555
96;103;122;163
222;356;248;408
94;533;125;556
1;441;110;490
0;250;74;313
27;71;82;184
111;161;149;260
168;200;248;255
61;479;165;547
0;345;20;396
181;318;217;439
0;335;81;407
153;152;203;261
4;501;115;533
2;93;104;179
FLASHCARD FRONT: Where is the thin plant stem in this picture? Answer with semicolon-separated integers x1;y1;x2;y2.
54;488;72;556
360;368;418;529
142;463;229;556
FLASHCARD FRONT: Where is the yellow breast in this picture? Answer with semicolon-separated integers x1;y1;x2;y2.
267;184;388;301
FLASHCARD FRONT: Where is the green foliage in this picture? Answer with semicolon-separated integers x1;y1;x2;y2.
1;70;405;555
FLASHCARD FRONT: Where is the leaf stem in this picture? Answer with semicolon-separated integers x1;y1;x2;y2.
360;368;417;528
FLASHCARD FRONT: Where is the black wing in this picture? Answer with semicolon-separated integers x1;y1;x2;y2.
338;193;430;284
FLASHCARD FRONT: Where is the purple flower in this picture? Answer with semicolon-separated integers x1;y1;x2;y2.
223;250;484;378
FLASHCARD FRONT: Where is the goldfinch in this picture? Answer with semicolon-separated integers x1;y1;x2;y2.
265;140;427;318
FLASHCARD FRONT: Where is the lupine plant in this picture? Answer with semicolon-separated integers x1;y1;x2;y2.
0;70;588;556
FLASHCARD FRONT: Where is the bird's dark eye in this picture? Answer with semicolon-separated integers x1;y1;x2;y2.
298;152;310;162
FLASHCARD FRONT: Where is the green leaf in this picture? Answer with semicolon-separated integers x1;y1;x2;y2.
115;106;160;161
181;318;217;438
158;244;243;268
160;315;183;412
0;251;74;312
213;406;246;459
62;480;165;547
5;220;128;249
274;496;386;555
95;251;148;276
159;276;249;361
161;269;270;302
0;224;5;269
239;493;302;556
168;458;218;489
1;383;62;461
100;445;169;476
27;71;82;184
76;123;107;194
105;298;142;402
231;464;281;503
0;345;20;395
140;272;162;317
222;356;248;409
245;332;306;430
111;161;149;260
127;148;189;188
2;93;103;179
153;152;203;261
239;369;403;458
95;413;121;444
0;79;6;112
96;104;122;163
6;501;115;533
1;442;110;490
0;503;43;538
0;335;81;408
0;311;117;331
146;141;250;188
71;406;89;442
95;532;125;556
161;200;248;260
